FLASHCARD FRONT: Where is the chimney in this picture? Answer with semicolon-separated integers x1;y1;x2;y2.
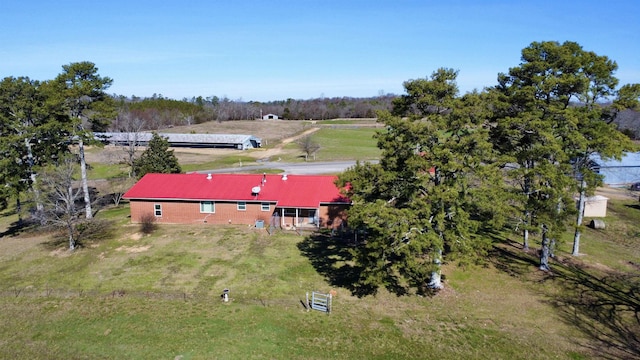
282;174;288;181
206;173;212;180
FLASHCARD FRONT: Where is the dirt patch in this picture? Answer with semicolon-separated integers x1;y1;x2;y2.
0;235;46;260
49;247;73;257
595;186;638;201
253;127;320;160
116;245;151;253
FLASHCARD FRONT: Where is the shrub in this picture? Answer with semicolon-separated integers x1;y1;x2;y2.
75;219;116;244
140;213;157;234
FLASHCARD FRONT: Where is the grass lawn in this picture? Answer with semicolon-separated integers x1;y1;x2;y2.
286;127;380;162
1;200;638;359
314;127;380;160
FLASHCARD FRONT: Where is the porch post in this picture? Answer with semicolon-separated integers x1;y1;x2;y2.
295;208;299;227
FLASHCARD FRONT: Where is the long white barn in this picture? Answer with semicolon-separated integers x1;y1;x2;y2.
95;132;262;150
590;152;640;186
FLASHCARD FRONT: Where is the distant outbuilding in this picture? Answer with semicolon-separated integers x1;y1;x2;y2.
580;195;609;218
262;113;279;120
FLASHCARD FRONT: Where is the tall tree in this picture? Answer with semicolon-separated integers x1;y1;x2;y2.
133;132;181;178
0;77;69;215
53;62;115;219
568;91;639;254
490;41;638;268
338;69;501;294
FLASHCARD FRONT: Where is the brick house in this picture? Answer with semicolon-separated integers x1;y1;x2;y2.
123;173;350;229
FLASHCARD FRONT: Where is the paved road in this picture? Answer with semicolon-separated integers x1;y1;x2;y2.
194;160;377;175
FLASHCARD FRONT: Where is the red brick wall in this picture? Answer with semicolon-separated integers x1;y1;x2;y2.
320;204;348;228
130;200;274;225
129;200;349;228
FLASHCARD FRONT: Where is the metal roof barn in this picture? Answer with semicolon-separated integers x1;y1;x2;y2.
590;152;640;186
95;132;261;149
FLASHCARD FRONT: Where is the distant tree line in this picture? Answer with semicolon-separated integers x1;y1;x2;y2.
111;92;640;136
111;94;397;131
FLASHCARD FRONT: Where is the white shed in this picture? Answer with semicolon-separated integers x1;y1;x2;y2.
579;195;609;218
262;113;279;120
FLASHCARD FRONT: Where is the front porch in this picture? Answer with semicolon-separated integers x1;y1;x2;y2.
270;207;320;230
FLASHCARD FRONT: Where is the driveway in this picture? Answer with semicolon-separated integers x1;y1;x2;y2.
195;160;377;175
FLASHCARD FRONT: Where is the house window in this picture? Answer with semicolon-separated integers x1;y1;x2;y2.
237;202;246;211
261;202;270;211
200;201;215;213
283;208;297;217
154;204;162;217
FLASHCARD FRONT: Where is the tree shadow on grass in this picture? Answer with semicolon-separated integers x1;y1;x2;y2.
624;204;640;211
297;231;377;297
548;261;640;360
0;218;40;239
0;221;26;238
489;235;640;359
489;238;540;278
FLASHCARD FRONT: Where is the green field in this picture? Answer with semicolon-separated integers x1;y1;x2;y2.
0;198;639;359
278;127;381;162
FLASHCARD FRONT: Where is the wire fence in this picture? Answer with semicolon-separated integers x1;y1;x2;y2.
0;287;312;309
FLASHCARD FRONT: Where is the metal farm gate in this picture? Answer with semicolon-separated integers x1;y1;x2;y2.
307;291;332;313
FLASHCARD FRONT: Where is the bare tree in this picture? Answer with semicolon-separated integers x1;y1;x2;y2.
297;136;321;161
108;177;136;206
117;113;145;178
35;156;84;250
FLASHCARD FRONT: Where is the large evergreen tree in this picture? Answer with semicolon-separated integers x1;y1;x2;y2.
0;77;69;215
134;132;181;178
490;41;639;268
337;69;502;295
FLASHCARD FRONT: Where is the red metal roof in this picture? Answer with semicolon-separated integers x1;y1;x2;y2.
123;173;349;208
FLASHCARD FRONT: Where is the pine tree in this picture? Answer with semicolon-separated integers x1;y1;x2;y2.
490;41;639;268
337;69;503;295
134;133;181;178
53;61;115;219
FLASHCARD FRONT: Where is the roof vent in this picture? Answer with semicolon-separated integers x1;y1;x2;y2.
282;174;288;181
251;186;261;194
206;173;212;180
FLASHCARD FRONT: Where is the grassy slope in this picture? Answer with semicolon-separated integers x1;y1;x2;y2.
1;200;639;359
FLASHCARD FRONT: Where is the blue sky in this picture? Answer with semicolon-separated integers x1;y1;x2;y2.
2;0;639;101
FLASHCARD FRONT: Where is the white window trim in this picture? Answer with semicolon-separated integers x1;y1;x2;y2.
200;201;215;213
261;202;270;211
154;204;162;217
237;201;247;211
